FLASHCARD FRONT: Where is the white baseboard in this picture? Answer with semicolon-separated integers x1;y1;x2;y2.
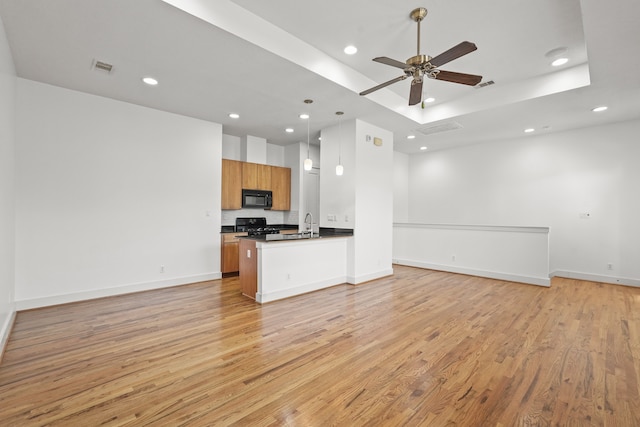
551;270;640;288
394;259;550;287
1;308;17;363
15;272;222;311
256;276;346;303
347;268;394;285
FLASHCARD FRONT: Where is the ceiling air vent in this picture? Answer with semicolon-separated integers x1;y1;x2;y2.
475;80;495;89
92;60;113;73
416;121;463;136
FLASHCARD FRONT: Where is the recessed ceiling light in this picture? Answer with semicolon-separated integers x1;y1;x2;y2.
524;128;535;133
407;135;416;140
285;128;294;133
299;113;309;119
228;113;239;119
420;146;428;151
551;57;569;67
424;97;435;103
592;106;608;112
142;77;158;86
344;45;358;55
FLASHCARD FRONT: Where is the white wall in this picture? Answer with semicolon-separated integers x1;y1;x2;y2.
320;120;355;229
14;79;223;308
393;151;409;223
405;119;640;286
320;119;394;284
0;13;16;351
222;134;241;160
352;120;394;282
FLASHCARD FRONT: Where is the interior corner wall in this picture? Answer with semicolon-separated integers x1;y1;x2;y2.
14;79;223;309
406;119;640;285
0;13;17;350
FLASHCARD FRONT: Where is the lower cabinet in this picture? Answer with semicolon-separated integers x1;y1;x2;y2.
221;233;247;274
239;238;257;299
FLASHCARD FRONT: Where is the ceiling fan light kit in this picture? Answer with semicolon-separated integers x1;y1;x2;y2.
360;7;482;106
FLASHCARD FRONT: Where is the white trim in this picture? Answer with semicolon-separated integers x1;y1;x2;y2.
347;268;394;285
393;222;549;234
395;259;551;287
551;270;640;288
256;275;346;303
0;308;16;363
15;272;222;310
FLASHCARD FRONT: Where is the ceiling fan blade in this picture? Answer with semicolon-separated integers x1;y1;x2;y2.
408;79;423;105
429;41;477;67
359;75;407;96
373;56;409;69
433;70;483;86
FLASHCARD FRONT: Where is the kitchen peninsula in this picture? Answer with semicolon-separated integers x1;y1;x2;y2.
239;232;352;303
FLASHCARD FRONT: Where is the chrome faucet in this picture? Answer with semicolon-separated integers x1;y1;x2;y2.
304;212;313;237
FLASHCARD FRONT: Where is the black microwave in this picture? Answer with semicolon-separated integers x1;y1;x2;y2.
242;189;272;209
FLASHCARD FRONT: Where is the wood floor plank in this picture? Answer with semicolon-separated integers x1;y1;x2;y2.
1;266;639;425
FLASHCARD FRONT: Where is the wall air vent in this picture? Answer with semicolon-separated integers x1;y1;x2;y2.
92;60;113;73
416;121;463;136
475;80;495;88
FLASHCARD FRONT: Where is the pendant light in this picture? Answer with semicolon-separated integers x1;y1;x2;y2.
335;111;344;176
303;99;313;171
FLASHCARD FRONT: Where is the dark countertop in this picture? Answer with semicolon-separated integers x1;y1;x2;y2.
238;228;354;242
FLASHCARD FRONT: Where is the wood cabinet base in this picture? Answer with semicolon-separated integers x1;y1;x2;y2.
239;239;257;299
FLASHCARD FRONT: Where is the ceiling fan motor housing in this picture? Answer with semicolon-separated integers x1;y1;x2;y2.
407;54;431;67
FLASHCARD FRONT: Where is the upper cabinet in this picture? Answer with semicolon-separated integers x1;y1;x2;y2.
221;159;242;210
271;166;291;211
242;162;271;190
222;160;291;211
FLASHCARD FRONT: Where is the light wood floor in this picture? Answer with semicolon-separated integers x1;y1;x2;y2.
1;266;639;426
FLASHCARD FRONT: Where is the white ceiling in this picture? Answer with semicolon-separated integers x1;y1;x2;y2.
1;0;639;154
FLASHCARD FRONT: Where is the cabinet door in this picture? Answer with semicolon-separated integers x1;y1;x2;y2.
271;166;291;211
242;162;271;190
221;159;242;210
221;234;239;273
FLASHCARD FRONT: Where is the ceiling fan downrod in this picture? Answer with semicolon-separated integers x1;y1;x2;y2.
410;7;427;56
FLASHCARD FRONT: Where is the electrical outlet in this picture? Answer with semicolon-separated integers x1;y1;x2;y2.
452;255;456;262
607;263;613;270
160;265;165;273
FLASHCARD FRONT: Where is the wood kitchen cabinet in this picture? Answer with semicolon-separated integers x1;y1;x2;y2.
270;166;291;211
239;238;257;299
221;159;291;211
242;162;271;190
221;232;247;274
221;159;242;210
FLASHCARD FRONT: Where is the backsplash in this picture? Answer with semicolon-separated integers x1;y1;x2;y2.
222;208;298;226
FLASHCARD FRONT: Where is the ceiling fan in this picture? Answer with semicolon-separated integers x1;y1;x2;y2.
359;7;482;106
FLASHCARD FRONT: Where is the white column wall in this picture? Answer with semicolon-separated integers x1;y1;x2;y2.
15;79;223;308
352;120;394;283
